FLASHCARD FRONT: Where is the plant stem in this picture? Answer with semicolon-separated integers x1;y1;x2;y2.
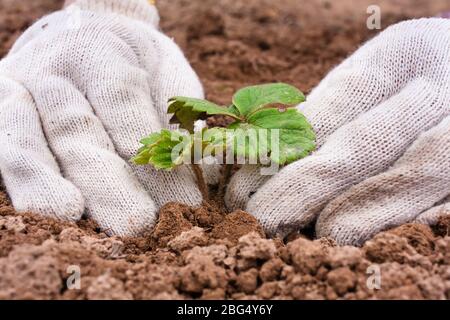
218;164;233;197
191;164;209;201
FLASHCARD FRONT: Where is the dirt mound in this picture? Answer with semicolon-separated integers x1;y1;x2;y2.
1;0;450;300
1;196;449;299
150;202;263;248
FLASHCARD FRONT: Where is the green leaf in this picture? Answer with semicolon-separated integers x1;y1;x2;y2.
227;104;241;116
131;129;193;170
168;97;241;133
228;108;316;165
135;83;315;171
232;83;306;117
140;133;161;146
132;147;152;165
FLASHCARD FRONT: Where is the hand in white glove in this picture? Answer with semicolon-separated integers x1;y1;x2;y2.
0;0;214;236
226;18;450;245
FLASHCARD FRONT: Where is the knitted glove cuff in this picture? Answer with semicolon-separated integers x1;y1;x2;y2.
71;0;159;26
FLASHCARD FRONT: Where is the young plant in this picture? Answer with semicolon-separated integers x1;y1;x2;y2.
132;83;316;200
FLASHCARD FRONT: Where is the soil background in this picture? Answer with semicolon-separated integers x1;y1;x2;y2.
0;0;449;300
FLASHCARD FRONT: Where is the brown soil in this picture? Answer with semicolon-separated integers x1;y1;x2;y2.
1;0;450;300
1;190;449;300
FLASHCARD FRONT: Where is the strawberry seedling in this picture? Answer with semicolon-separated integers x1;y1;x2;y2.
132;83;316;200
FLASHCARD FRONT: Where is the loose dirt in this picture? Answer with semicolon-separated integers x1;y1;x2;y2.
0;0;449;300
1;192;449;299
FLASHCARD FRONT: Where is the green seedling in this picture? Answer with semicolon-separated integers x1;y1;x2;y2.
132;83;316;200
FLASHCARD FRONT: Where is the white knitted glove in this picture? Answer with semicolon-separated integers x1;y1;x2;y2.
0;0;214;236
226;18;450;245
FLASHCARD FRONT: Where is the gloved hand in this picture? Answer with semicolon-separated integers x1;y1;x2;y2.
226;18;450;246
0;0;216;236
